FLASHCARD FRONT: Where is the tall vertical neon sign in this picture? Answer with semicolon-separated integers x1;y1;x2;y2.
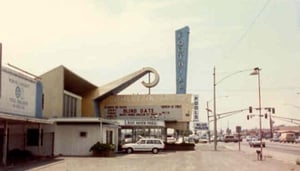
175;26;189;94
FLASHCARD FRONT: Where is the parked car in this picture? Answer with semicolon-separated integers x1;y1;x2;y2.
121;138;165;154
295;136;300;143
124;134;133;143
184;136;196;144
223;135;238;143
270;136;280;142
198;136;209;143
246;136;253;142
249;137;266;148
191;135;200;143
279;133;296;143
167;135;176;144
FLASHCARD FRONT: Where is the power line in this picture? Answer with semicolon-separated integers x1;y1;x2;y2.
223;0;271;59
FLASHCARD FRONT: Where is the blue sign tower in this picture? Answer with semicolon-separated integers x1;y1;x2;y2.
175;26;190;94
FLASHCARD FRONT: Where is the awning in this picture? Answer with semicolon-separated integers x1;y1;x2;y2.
50;117;119;126
0;112;53;124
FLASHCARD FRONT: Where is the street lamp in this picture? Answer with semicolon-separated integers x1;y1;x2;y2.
213;67;252;151
250;67;263;160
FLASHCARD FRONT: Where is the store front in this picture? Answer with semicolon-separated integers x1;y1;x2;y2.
0;114;53;165
116;119;165;144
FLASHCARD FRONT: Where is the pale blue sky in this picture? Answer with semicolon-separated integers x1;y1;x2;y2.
1;0;300;130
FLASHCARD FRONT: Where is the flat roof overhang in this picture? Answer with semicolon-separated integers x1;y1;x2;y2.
63;67;98;95
0;113;53;125
50;117;119;126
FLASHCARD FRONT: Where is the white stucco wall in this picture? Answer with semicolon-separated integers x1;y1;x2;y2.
53;124;118;156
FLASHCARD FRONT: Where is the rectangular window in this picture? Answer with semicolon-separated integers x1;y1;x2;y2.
63;92;80;117
80;131;87;138
27;129;43;146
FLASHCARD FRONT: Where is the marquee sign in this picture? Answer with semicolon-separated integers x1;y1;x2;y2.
116;119;165;127
103;105;183;120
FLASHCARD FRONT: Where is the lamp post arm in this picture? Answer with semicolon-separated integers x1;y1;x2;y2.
215;69;253;85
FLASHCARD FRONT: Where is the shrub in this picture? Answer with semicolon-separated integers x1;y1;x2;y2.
7;149;33;164
89;142;115;153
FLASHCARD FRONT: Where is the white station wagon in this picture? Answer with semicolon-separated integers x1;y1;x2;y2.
122;138;165;154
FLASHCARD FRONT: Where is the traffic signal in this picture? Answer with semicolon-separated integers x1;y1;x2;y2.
272;108;275;114
247;115;250;120
264;113;268;119
249;106;253;113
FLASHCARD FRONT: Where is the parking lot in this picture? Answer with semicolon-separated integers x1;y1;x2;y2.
3;143;300;171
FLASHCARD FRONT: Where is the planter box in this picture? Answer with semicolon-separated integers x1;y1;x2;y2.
92;151;116;157
164;143;195;151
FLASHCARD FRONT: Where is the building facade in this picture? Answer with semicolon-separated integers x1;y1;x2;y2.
0;66;53;165
40;66;193;152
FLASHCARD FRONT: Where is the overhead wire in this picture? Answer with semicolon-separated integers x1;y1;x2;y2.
222;0;271;60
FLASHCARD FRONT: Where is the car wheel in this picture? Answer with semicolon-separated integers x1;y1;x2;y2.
127;148;133;154
152;148;159;154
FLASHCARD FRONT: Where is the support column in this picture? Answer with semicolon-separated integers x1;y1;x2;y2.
38;123;42;156
2;121;8;166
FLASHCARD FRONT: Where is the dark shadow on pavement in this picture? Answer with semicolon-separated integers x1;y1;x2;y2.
1;157;64;171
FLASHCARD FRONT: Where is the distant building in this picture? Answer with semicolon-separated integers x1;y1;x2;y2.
273;125;300;137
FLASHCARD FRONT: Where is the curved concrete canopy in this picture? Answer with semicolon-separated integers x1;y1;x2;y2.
141;67;160;88
95;67;160;101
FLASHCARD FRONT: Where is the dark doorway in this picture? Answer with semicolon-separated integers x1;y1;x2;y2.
0;129;4;162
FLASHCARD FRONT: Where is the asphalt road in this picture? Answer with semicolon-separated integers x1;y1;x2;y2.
267;142;300;155
222;140;300;164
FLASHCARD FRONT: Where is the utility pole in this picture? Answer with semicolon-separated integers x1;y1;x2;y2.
250;67;263;160
212;67;252;151
213;67;217;151
269;112;273;138
206;101;211;143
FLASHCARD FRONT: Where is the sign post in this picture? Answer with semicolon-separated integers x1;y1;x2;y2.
236;126;241;151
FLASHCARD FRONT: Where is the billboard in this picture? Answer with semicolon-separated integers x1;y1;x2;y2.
175;26;190;94
0;67;37;117
193;95;199;121
194;122;208;130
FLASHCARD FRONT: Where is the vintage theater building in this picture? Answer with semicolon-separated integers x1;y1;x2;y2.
40;65;193;155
